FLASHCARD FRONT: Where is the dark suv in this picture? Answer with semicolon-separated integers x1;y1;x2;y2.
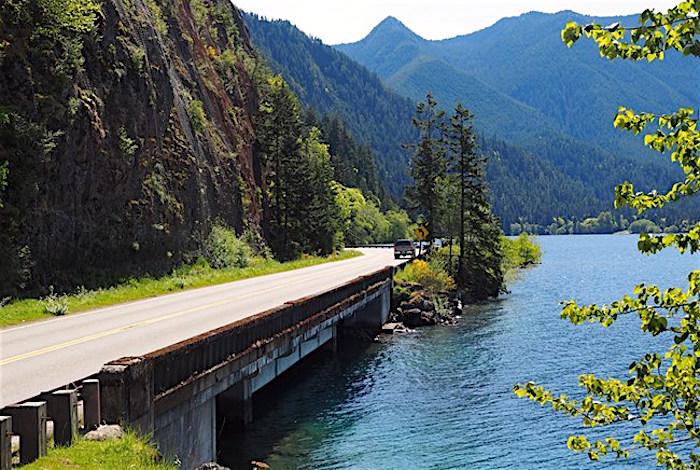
393;239;416;259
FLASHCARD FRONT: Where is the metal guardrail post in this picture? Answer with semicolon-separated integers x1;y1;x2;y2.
0;416;11;470
45;390;78;446
82;379;101;431
4;402;47;465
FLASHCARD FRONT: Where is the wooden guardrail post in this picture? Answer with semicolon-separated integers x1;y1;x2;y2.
0;416;11;470
81;379;101;431
45;390;78;446
4;402;47;464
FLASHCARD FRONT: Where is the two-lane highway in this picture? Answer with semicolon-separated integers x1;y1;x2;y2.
0;249;401;407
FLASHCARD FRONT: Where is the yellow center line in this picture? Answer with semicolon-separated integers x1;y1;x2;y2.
0;261;381;366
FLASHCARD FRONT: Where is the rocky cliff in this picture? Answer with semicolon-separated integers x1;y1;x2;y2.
0;0;266;295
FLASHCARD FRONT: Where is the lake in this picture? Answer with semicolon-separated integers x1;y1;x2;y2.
219;235;699;469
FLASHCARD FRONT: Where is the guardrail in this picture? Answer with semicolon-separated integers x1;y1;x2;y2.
0;378;101;468
346;244;394;249
146;267;392;397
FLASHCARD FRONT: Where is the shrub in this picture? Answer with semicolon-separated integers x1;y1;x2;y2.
171;277;187;290
502;233;541;272
42;287;69;316
118;126;138;158
395;259;455;295
204;225;252;269
241;227;272;259
145;0;168;35
187;99;207;134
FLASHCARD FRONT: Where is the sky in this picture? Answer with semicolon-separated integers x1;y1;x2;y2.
233;0;680;44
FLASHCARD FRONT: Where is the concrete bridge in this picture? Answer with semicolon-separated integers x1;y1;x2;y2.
100;267;392;468
0;250;399;468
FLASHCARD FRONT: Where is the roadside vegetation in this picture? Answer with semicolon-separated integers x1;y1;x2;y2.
392;234;541;327
395;258;455;296
0;225;360;328
22;432;176;470
396;234;540;297
335;182;413;245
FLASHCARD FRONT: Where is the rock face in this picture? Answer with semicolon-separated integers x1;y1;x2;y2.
0;0;264;295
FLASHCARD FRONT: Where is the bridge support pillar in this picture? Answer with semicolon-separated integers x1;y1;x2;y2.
154;395;217;470
343;282;392;334
322;324;338;353
217;379;253;429
4;402;47;465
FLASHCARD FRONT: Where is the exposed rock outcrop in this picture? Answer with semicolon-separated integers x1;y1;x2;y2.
390;282;462;328
0;0;265;296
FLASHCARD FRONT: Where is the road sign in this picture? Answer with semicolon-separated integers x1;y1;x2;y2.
414;224;429;241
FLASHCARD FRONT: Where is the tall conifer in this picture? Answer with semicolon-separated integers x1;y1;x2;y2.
405;93;448;237
449;104;504;299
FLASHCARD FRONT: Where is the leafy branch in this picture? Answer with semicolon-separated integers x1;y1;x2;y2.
515;3;700;468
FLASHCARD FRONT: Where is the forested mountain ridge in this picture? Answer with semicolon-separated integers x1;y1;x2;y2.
243;13;417;199
339;13;699;151
0;0;266;295
338;13;700;221
245;15;640;229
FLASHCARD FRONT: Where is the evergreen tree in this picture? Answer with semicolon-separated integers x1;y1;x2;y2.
297;127;341;255
449;104;504;299
405;93;448;237
257;75;304;260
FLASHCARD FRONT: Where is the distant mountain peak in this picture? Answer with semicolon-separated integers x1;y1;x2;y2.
377;16;404;27
366;15;423;41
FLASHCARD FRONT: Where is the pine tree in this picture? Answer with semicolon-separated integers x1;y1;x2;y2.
405;93;448;238
449;104;504;300
257;75;304;260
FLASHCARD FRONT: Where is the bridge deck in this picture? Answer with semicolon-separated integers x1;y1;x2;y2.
0;249;400;407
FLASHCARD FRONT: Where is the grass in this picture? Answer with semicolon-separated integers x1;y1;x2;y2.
22;432;176;470
0;251;361;328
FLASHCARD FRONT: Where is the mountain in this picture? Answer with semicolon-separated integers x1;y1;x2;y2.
0;0;267;294
244;13;417;199
338;13;700;213
242;13;618;228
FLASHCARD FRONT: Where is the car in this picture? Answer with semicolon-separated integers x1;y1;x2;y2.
393;239;416;259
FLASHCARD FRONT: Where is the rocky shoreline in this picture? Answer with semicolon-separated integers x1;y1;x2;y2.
389;280;463;329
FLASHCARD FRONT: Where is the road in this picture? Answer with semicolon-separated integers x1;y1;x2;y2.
0;249;401;407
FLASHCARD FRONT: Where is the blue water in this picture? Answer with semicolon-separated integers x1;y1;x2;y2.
219;235;699;469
